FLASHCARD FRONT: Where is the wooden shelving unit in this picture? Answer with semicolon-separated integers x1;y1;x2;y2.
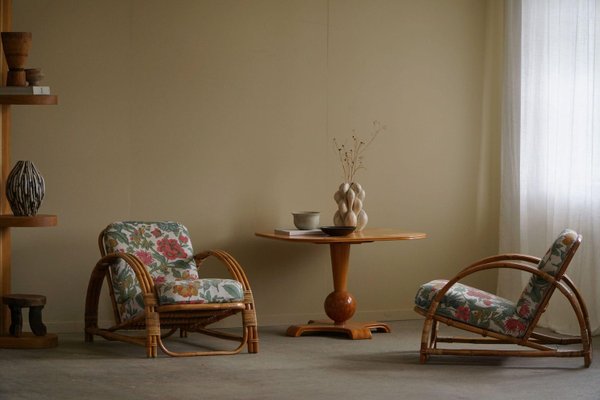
0;0;59;348
0;94;57;105
0;214;57;227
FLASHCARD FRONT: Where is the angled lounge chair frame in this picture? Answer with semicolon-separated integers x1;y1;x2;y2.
415;231;592;367
85;223;258;357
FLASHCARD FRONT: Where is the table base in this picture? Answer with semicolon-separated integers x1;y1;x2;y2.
286;320;390;340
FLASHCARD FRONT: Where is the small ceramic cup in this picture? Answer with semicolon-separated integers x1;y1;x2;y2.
292;211;320;230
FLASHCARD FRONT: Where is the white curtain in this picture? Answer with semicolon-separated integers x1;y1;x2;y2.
498;0;600;335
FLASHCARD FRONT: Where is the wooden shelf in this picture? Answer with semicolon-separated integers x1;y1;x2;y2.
0;332;58;348
0;214;57;227
0;95;58;105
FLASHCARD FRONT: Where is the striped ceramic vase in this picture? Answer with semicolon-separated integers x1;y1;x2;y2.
5;160;45;216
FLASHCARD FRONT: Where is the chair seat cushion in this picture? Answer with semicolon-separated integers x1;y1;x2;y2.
155;278;244;305
415;280;529;337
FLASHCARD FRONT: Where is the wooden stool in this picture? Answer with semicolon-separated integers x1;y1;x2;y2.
2;294;47;337
0;293;57;348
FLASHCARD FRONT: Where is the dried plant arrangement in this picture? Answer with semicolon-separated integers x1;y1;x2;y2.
333;120;386;183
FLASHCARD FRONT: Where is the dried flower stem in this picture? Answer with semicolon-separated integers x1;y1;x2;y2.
333;120;386;183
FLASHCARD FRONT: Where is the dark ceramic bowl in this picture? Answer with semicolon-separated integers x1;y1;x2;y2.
320;226;356;236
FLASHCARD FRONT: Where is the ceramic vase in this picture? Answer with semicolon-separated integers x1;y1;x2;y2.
333;182;368;231
6;161;45;216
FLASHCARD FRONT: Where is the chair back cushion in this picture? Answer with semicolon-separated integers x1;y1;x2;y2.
102;221;243;321
515;229;580;321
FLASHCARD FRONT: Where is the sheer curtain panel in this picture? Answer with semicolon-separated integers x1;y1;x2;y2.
498;0;600;335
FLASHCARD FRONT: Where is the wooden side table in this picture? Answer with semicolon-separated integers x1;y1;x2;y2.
255;228;426;339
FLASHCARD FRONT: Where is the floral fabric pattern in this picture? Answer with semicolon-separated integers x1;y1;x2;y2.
415;280;529;337
103;221;243;321
516;229;578;321
156;278;243;305
414;229;580;339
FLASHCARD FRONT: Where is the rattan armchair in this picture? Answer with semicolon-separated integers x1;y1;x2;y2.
414;229;592;367
85;221;258;357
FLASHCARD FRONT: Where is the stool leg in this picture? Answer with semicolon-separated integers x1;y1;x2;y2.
29;306;47;336
8;305;23;337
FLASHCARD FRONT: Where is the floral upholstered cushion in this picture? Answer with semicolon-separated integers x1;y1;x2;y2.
102;221;243;321
104;221;199;281
415;280;529;337
155;278;244;305
516;229;579;321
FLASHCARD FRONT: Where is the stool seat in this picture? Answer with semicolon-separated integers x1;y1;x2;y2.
2;293;47;337
3;294;46;307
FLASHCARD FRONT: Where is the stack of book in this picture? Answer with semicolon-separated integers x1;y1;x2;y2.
274;228;324;236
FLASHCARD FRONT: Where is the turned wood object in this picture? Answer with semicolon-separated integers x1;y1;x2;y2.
2;293;47;337
324;243;355;323
0;32;31;86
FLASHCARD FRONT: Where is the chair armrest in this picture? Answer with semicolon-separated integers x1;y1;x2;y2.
425;260;555;318
461;253;540;272
108;252;155;291
85;252;156;328
194;250;252;291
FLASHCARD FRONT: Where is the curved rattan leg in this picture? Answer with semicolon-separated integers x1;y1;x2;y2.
430;320;438;349
243;290;259;353
85;260;111;343
85;253;157;353
195;250;259;355
584;348;592;368
156;325;248;357
247;325;259;354
143;294;161;358
580;310;592;368
556;277;593;367
568;281;593;368
420;318;434;363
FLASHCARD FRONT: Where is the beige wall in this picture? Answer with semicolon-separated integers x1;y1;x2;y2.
10;0;501;332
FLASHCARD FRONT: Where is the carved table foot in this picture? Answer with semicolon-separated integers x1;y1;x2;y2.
286;320;391;340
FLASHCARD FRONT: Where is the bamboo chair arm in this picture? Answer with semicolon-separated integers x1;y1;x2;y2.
561;273;589;318
556;273;593;344
461;253;541;272
425;261;555;319
105;252;155;293
194;250;252;291
85;252;156;328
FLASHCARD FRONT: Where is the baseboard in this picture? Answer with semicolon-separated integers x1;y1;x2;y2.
40;308;420;333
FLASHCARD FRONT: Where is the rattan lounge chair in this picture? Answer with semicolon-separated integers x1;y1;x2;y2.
85;221;258;357
414;229;592;367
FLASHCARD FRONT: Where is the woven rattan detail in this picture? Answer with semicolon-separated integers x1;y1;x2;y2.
143;293;157;307
243;310;257;327
145;313;161;336
244;290;254;304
